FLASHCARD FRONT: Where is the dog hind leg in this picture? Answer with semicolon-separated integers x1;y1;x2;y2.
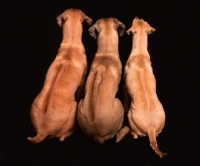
111;98;130;142
116;126;130;142
27;103;48;143
58;101;77;141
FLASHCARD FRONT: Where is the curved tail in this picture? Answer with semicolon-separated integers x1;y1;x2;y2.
148;128;168;158
27;132;47;143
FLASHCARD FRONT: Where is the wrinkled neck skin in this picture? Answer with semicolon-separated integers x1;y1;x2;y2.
130;30;149;57
96;30;119;57
60;19;83;47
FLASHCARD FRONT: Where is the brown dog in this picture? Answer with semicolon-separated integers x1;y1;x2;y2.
123;17;167;158
27;9;92;143
77;18;130;144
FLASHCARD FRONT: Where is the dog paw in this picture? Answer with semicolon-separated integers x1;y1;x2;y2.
131;132;138;139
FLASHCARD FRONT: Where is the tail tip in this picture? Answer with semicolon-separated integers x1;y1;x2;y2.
27;136;37;143
27;134;45;143
150;143;168;158
27;136;32;141
159;153;168;158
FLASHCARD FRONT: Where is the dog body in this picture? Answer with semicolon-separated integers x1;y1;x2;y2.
124;17;167;158
27;9;92;143
77;18;129;144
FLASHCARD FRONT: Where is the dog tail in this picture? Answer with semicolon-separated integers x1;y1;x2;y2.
27;132;47;143
148;127;168;158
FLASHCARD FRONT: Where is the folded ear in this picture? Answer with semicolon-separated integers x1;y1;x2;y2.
148;26;156;35
88;20;99;39
126;28;133;35
114;18;126;36
83;14;93;25
126;17;139;35
133;16;139;21
56;14;64;27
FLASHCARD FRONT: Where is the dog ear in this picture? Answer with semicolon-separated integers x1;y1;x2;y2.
56;14;63;27
134;16;139;21
88;20;99;39
126;17;139;35
83;14;93;25
114;18;126;36
126;28;133;35
56;13;64;27
148;26;156;35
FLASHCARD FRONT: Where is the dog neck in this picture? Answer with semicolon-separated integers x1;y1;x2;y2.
130;30;149;56
60;20;83;47
96;31;119;56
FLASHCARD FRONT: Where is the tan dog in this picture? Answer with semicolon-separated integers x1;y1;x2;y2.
123;17;167;158
77;18;130;144
27;9;92;143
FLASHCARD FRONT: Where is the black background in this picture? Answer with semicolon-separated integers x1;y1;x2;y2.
1;0;200;165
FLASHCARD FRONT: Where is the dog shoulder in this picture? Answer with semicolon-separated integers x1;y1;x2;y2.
126;56;151;70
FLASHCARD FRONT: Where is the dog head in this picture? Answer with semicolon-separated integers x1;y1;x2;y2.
56;8;92;27
88;18;126;39
126;17;156;35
